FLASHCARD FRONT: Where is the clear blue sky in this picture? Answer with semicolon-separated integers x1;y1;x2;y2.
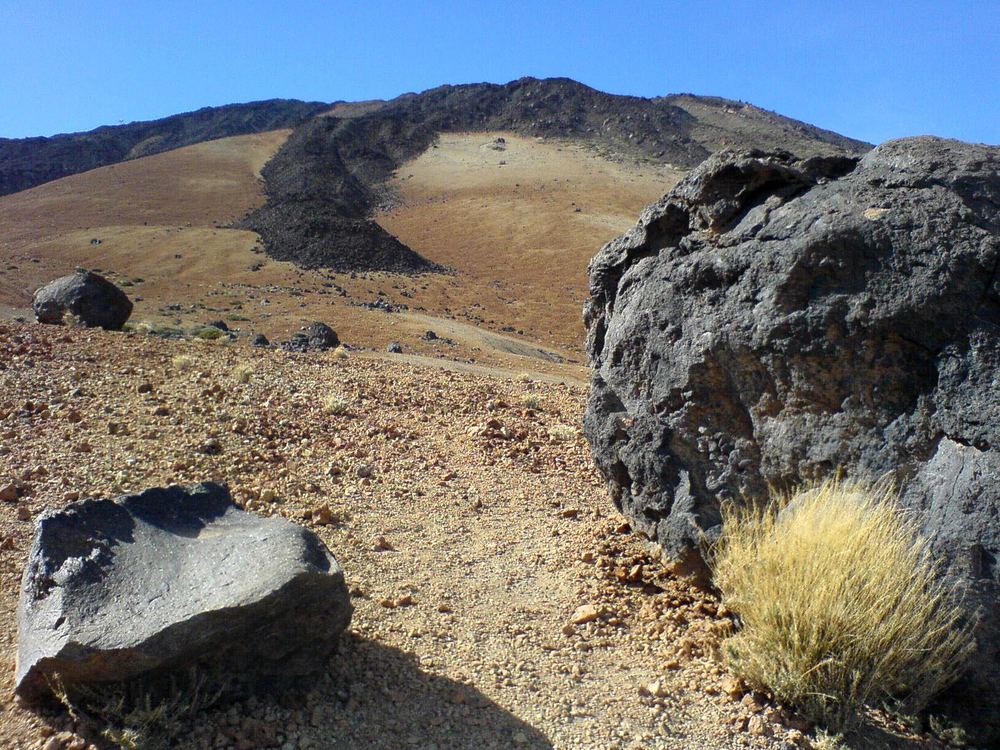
1;1;997;145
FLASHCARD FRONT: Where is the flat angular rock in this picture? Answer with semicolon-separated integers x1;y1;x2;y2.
16;483;352;701
32;270;133;330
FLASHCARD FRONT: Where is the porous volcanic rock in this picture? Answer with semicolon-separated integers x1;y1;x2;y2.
32;270;133;330
584;138;1000;738
281;321;340;352
15;483;352;701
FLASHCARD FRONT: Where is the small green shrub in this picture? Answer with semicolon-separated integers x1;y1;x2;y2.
713;478;975;732
194;327;224;341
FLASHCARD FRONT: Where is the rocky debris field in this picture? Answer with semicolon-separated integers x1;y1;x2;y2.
0;322;949;750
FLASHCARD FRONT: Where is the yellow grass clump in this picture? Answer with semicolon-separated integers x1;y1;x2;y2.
171;354;195;372
713;479;975;731
230;362;254;384
323;395;351;416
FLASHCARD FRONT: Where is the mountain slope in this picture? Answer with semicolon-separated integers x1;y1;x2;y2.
241;77;871;273
0;99;328;197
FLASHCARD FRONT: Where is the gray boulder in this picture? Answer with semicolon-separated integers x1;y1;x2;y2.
584;138;1000;738
33;270;133;330
16;483;352;701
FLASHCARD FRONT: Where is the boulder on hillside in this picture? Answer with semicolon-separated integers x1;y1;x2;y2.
32;270;133;330
15;483;352;702
584;138;1000;740
282;321;340;352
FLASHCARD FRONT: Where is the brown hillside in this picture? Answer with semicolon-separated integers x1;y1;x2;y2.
0;129;676;374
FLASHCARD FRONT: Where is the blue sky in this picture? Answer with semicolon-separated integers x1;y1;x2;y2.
1;1;997;145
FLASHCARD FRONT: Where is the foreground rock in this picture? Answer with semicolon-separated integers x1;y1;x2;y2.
16;483;352;701
32;270;133;330
584;138;1000;739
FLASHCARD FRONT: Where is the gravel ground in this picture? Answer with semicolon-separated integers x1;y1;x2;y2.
0;323;944;750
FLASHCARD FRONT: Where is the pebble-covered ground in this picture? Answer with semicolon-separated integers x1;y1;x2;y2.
0;323;945;750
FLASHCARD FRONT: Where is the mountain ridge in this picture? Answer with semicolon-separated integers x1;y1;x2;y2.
239;76;870;273
0;99;329;197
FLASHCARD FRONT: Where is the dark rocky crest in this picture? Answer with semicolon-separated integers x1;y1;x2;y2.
0;99;328;197
584;137;1000;741
240;78;871;274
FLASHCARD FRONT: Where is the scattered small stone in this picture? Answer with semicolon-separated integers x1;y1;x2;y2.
137;382;154;394
747;715;772;737
373;535;394;551
0;483;17;502
570;604;601;625
199;438;223;455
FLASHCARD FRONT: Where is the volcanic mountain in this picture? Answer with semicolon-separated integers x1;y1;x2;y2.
0;77;869;372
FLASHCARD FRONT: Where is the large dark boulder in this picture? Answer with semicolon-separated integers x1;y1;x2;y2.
16;483;352;701
32;270;133;330
584;138;1000;739
282;321;340;352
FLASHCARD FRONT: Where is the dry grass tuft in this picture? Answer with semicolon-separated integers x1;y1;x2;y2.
713;478;976;732
332;346;349;360
547;424;577;442
520;393;543;410
171;354;195;372
50;669;223;750
323;394;351;416
230;362;254;384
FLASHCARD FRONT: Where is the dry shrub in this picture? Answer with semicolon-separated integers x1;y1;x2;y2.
713;479;975;731
171;354;195;372
323;395;351;416
230;362;254;384
332;346;349;360
547;424;577;442
51;669;223;750
520;393;542;410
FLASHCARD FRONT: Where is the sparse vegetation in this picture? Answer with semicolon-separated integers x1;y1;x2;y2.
230;362;254;384
171;354;195;372
50;669;223;750
332;346;349;360
323;394;351;415
194;326;224;341
61;309;84;328
548;424;577;442
520;393;542;410
713;479;976;732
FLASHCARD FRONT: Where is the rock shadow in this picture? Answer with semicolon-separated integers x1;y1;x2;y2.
185;631;553;750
